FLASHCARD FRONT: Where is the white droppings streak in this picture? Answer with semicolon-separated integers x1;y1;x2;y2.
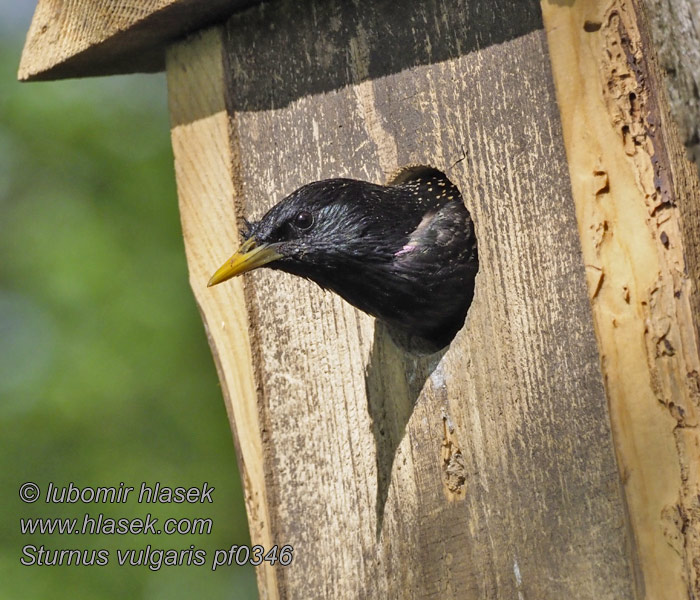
430;362;446;390
513;559;525;600
441;406;455;432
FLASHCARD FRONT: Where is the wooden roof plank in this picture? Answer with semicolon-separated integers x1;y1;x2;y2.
18;0;254;81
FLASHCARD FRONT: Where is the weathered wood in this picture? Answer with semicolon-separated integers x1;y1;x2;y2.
541;0;700;597
642;0;700;169
164;0;639;597
165;28;279;598
18;0;253;81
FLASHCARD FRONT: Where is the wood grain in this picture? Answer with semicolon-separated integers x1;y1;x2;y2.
18;0;252;81
165;28;278;599
642;0;700;169
541;0;700;597
188;0;639;597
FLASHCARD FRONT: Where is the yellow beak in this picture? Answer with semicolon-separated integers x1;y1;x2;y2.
207;237;283;287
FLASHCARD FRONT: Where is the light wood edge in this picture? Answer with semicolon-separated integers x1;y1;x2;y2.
19;0;172;80
165;27;278;599
541;0;700;597
17;0;246;81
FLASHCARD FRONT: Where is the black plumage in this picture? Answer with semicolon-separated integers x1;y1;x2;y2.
208;170;478;351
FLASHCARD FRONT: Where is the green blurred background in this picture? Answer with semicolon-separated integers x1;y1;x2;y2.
1;4;256;599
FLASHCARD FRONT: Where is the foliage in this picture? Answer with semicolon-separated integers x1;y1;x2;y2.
0;39;257;599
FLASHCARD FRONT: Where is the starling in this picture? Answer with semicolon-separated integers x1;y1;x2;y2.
208;170;478;352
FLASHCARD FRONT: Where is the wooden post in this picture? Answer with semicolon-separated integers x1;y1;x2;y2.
165;29;279;597
19;0;700;597
541;1;700;597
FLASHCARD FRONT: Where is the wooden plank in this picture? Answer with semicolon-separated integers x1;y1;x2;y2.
642;0;700;168
165;28;279;599
541;0;700;597
197;0;640;597
18;0;254;81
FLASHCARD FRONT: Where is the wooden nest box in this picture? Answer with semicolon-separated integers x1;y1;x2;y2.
20;0;700;598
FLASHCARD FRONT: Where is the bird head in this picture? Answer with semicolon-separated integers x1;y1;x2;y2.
208;179;407;288
208;175;477;351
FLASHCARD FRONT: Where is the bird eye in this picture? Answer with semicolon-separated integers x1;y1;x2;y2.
294;210;313;231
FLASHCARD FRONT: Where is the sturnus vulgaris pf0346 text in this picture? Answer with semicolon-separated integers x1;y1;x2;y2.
208;169;478;351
